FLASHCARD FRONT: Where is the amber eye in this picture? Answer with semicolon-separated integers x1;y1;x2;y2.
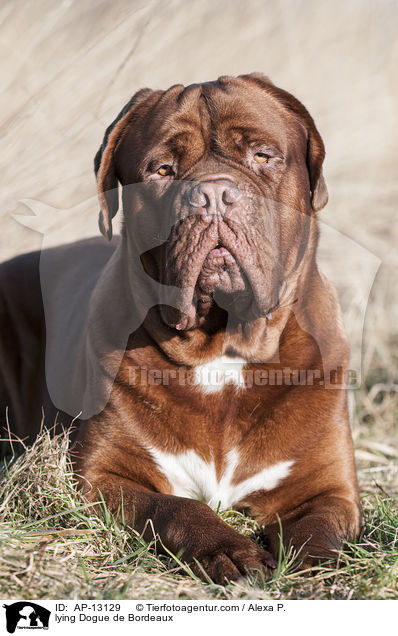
157;164;173;176
254;152;270;163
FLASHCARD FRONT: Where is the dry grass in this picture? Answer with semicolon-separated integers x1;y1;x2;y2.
1;437;396;601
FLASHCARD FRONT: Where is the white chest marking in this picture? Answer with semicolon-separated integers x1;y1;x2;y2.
147;446;294;510
194;356;246;393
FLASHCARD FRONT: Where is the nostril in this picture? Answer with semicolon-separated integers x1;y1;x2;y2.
188;185;207;208
222;185;242;205
202;192;211;208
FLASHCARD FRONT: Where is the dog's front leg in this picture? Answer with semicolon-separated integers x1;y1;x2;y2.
263;493;362;571
78;473;276;584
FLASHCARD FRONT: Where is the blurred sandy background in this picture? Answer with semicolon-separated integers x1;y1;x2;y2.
0;0;397;372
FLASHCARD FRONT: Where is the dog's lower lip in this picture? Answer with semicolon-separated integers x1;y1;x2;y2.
173;302;197;331
208;246;231;257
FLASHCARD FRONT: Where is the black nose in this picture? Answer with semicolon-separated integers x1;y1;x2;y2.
188;180;242;217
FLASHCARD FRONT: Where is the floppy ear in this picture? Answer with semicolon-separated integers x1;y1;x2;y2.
303;111;328;212
94;88;155;240
238;73;328;212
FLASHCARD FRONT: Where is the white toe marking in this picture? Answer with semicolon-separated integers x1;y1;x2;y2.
194;355;246;393
146;446;294;510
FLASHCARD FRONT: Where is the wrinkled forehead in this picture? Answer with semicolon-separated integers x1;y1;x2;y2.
142;80;306;155
203;79;305;150
140;84;206;154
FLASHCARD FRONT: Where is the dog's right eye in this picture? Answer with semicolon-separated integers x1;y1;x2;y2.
157;165;174;177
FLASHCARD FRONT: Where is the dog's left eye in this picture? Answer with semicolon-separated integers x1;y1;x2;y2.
157;165;174;176
253;152;270;164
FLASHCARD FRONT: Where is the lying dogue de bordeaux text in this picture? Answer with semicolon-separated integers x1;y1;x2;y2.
0;74;361;584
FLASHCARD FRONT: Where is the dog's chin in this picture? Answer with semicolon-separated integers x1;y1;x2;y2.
194;247;253;322
197;247;246;293
160;291;270;332
160;247;273;331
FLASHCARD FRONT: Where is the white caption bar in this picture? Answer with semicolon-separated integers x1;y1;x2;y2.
1;599;395;635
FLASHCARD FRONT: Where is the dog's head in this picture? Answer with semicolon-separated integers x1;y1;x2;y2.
94;74;327;331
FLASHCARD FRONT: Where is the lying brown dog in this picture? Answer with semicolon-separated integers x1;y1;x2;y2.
0;74;361;584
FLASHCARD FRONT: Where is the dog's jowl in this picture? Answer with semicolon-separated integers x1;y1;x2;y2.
0;74;361;584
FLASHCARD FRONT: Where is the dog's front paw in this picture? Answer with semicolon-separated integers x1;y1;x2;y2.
192;536;277;585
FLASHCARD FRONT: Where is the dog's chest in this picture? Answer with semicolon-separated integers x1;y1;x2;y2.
193;355;246;393
139;355;294;509
146;446;294;510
